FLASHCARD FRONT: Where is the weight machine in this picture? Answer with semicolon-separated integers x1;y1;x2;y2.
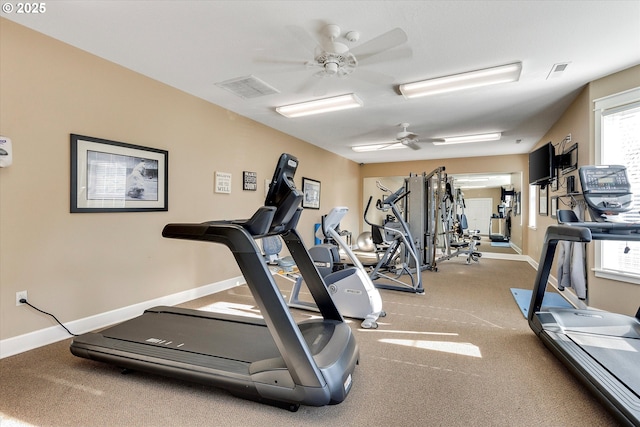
437;184;482;264
406;167;482;268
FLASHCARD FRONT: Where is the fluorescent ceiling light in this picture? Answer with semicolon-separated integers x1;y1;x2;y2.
399;62;522;99
276;94;363;118
432;132;502;145
351;143;406;152
459;185;489;189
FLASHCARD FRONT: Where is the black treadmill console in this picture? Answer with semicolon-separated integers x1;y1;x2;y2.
265;153;303;232
579;165;633;221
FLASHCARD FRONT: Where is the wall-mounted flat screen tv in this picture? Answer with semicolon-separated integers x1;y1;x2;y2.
529;142;555;185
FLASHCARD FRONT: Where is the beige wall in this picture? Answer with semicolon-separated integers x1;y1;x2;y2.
0;19;361;340
527;64;640;316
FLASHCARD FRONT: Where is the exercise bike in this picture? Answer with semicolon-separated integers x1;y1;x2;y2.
288;207;385;329
364;182;424;294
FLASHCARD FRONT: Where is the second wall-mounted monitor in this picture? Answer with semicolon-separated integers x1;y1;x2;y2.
559;143;578;175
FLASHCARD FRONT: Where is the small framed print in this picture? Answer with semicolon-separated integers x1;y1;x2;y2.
302;177;321;210
215;171;232;194
243;171;257;191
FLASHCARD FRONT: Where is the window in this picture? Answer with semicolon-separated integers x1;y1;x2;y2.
594;87;640;284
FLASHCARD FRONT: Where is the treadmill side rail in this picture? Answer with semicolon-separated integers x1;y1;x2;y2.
527;225;591;333
528;220;640;426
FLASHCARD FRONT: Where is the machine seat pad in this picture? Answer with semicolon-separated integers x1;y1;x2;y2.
450;242;469;248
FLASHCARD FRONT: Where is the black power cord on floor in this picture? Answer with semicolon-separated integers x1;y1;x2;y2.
20;298;79;337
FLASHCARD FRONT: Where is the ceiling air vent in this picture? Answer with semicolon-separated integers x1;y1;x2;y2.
546;62;570;80
215;75;280;99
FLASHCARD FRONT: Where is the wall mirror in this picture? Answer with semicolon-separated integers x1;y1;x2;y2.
362;172;523;252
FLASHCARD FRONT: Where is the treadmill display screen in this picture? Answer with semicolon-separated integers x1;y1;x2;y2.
579;165;630;194
265;153;303;231
265;153;298;206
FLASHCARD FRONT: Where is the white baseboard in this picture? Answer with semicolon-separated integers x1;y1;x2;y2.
0;276;244;359
481;252;529;262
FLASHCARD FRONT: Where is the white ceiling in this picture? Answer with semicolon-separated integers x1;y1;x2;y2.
5;1;640;164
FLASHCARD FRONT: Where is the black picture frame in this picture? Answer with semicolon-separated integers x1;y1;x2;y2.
70;134;168;213
302;177;321;209
243;171;257;191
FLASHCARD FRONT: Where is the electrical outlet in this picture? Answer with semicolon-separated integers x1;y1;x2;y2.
16;290;28;306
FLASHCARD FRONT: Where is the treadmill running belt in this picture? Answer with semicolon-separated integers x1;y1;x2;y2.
102;311;280;362
567;332;640;393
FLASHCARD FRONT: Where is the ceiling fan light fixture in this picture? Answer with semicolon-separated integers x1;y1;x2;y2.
399;62;522;99
325;61;339;75
351;143;407;152
433;132;502;145
276;93;363;118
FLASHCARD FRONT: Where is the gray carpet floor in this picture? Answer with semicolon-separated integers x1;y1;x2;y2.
0;258;619;426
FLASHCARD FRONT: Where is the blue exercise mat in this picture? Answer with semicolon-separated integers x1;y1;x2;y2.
491;241;511;247
510;288;572;318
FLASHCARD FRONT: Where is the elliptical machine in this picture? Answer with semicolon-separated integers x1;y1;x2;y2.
364;181;424;294
288;207;385;329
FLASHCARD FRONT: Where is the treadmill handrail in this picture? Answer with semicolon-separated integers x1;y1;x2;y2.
527;221;640;425
527;225;592;332
162;206;277;243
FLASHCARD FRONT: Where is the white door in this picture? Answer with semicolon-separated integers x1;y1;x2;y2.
464;198;493;235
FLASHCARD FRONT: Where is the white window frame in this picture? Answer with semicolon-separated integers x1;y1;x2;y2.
593;87;640;285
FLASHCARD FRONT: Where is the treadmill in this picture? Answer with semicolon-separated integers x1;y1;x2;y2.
70;153;359;411
528;165;640;426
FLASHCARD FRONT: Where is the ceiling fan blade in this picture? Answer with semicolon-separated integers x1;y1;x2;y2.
402;140;421;150
381;142;403;150
285;25;322;55
253;56;310;73
350;27;408;62
358;46;413;66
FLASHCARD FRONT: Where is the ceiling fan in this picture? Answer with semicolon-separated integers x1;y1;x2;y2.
262;24;411;94
353;123;444;152
394;122;421;150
